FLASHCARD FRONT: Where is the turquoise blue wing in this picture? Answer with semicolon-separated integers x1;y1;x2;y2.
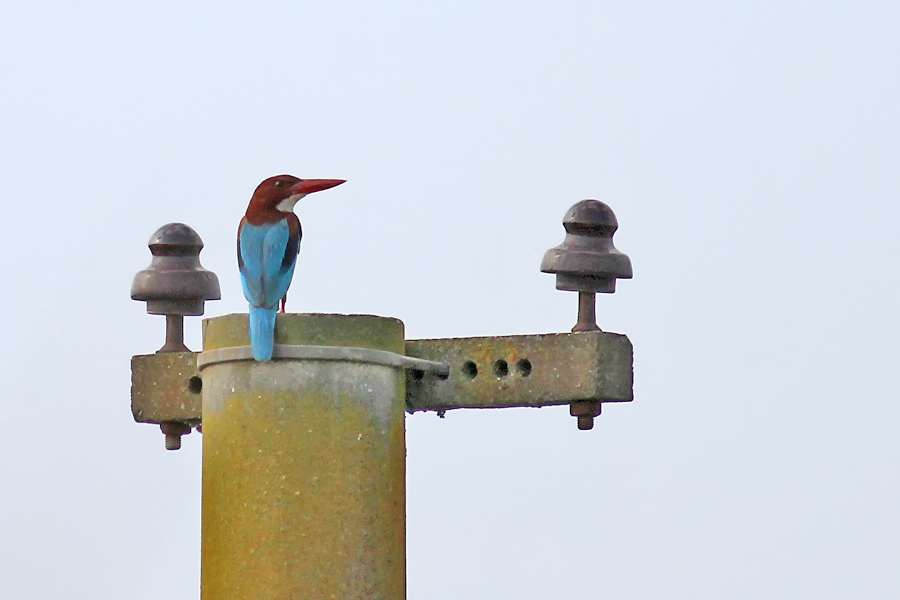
239;220;296;310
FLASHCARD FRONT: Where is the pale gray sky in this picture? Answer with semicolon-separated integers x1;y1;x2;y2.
1;2;899;598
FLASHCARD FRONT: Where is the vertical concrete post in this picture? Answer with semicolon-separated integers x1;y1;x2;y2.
199;314;406;600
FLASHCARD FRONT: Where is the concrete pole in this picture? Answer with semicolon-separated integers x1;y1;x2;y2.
198;314;407;600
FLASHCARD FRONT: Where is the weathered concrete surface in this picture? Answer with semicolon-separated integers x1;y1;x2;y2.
131;322;634;423
405;330;633;412
200;313;406;600
202;312;404;352
130;352;201;424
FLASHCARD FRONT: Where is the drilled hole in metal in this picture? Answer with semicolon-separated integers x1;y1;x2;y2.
461;361;478;379
188;376;202;394
493;359;509;378
517;359;532;377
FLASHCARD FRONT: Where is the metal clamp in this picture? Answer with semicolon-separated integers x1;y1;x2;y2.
198;344;450;378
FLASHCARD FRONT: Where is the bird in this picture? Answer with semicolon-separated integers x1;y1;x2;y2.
238;174;345;361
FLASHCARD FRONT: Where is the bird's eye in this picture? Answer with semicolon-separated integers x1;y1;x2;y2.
275;180;284;188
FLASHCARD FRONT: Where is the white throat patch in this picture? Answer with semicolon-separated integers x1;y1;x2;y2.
276;193;305;212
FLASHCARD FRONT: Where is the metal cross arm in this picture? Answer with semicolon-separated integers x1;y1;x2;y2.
131;328;633;438
405;331;633;423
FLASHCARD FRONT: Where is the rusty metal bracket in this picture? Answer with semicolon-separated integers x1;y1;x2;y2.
197;344;449;376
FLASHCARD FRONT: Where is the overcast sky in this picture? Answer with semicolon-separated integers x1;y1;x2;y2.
2;1;899;598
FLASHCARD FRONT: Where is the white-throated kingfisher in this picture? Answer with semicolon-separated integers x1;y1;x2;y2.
238;175;345;361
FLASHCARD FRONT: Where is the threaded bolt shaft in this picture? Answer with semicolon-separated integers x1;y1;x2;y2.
160;421;191;451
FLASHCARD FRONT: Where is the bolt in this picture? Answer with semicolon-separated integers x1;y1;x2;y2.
574;291;600;333
161;314;189;353
160;421;192;451
569;401;601;430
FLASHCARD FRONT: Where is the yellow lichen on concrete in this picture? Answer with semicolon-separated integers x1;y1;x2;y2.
200;314;406;600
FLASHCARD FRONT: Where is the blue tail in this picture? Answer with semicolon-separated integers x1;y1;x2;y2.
249;305;277;361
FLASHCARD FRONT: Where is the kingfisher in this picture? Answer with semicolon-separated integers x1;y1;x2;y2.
238;174;345;361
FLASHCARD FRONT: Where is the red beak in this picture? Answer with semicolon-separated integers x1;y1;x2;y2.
290;179;346;195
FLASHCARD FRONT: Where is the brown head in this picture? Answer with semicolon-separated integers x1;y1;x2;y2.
245;175;346;225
